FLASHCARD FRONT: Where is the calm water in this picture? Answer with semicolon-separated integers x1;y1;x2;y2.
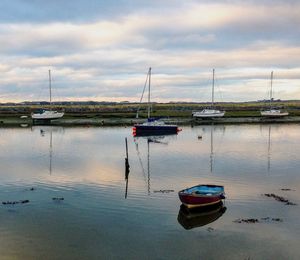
0;124;299;259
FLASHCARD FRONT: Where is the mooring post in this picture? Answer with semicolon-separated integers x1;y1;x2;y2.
125;137;130;198
125;137;130;179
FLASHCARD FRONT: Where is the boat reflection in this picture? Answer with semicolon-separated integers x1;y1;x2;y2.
33;126;64;175
134;134;177;195
177;202;226;230
133;129;180;137
196;124;225;173
260;124;274;172
267;125;272;172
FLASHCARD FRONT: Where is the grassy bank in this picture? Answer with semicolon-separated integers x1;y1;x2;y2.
1;116;300;127
0;101;300;126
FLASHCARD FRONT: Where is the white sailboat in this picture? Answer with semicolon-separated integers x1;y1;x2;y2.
31;70;64;120
192;69;225;118
260;71;289;117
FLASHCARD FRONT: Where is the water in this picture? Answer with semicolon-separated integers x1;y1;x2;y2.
0;124;299;259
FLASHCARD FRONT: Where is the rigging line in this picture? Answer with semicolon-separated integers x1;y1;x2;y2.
214;75;224;103
36;77;49;102
136;71;150;118
49;74;64;103
134;139;148;189
200;76;211;105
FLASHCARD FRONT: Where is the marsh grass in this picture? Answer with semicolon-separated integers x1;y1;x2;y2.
0;101;299;119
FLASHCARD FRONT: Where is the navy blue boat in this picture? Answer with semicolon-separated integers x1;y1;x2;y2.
133;68;180;137
133;118;179;136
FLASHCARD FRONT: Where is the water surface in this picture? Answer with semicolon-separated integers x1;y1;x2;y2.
0;124;299;259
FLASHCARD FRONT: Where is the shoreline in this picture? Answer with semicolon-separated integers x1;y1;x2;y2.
1;116;300;127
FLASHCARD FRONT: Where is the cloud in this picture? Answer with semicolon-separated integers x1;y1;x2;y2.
1;2;300;55
0;0;299;102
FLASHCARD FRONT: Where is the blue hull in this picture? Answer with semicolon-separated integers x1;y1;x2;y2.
133;125;178;136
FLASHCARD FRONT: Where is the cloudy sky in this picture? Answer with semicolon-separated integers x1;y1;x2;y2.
0;0;299;102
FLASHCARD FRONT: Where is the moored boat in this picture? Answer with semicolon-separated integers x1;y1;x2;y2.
260;71;289;118
133;67;180;136
178;184;225;208
192;69;225;119
32;109;64;120
260;109;289;117
133;118;179;136
192;109;225;118
31;70;64;121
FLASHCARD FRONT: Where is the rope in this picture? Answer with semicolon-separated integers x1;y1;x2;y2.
134;139;148;189
214;75;224;103
136;71;149;118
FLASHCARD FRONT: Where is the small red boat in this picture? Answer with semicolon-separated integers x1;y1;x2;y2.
178;184;225;209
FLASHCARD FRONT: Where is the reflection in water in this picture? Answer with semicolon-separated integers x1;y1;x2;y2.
210;124;213;173
134;137;150;195
125;138;130;199
260;124;273;172
49;129;53;175
177;202;227;230
0;125;299;259
134;135;176;195
35;126;64;176
267;125;271;172
198;124;225;173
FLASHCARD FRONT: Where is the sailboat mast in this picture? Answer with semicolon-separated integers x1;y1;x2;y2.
269;71;273;108
148;67;151;119
212;69;215;108
49;70;52;108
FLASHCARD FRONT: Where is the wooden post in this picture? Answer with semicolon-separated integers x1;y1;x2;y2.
125;137;130;198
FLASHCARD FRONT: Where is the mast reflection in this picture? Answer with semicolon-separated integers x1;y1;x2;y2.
35;126;64;175
134;134;176;195
267;125;271;172
198;124;225;174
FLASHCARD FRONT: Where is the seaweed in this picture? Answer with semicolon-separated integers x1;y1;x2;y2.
153;190;174;193
2;200;29;205
52;197;64;201
264;193;297;205
234;217;283;224
234;218;259;224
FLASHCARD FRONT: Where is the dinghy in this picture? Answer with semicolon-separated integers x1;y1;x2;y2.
178;184;225;208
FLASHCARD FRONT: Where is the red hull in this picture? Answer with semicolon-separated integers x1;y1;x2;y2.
179;193;222;207
178;184;225;208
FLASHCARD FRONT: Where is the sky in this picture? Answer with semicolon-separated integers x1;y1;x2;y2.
0;0;299;103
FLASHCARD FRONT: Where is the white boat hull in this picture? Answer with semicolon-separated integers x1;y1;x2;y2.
260;110;289;117
193;109;225;118
31;110;64;120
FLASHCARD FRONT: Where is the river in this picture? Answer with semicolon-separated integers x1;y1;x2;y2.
0;124;299;259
